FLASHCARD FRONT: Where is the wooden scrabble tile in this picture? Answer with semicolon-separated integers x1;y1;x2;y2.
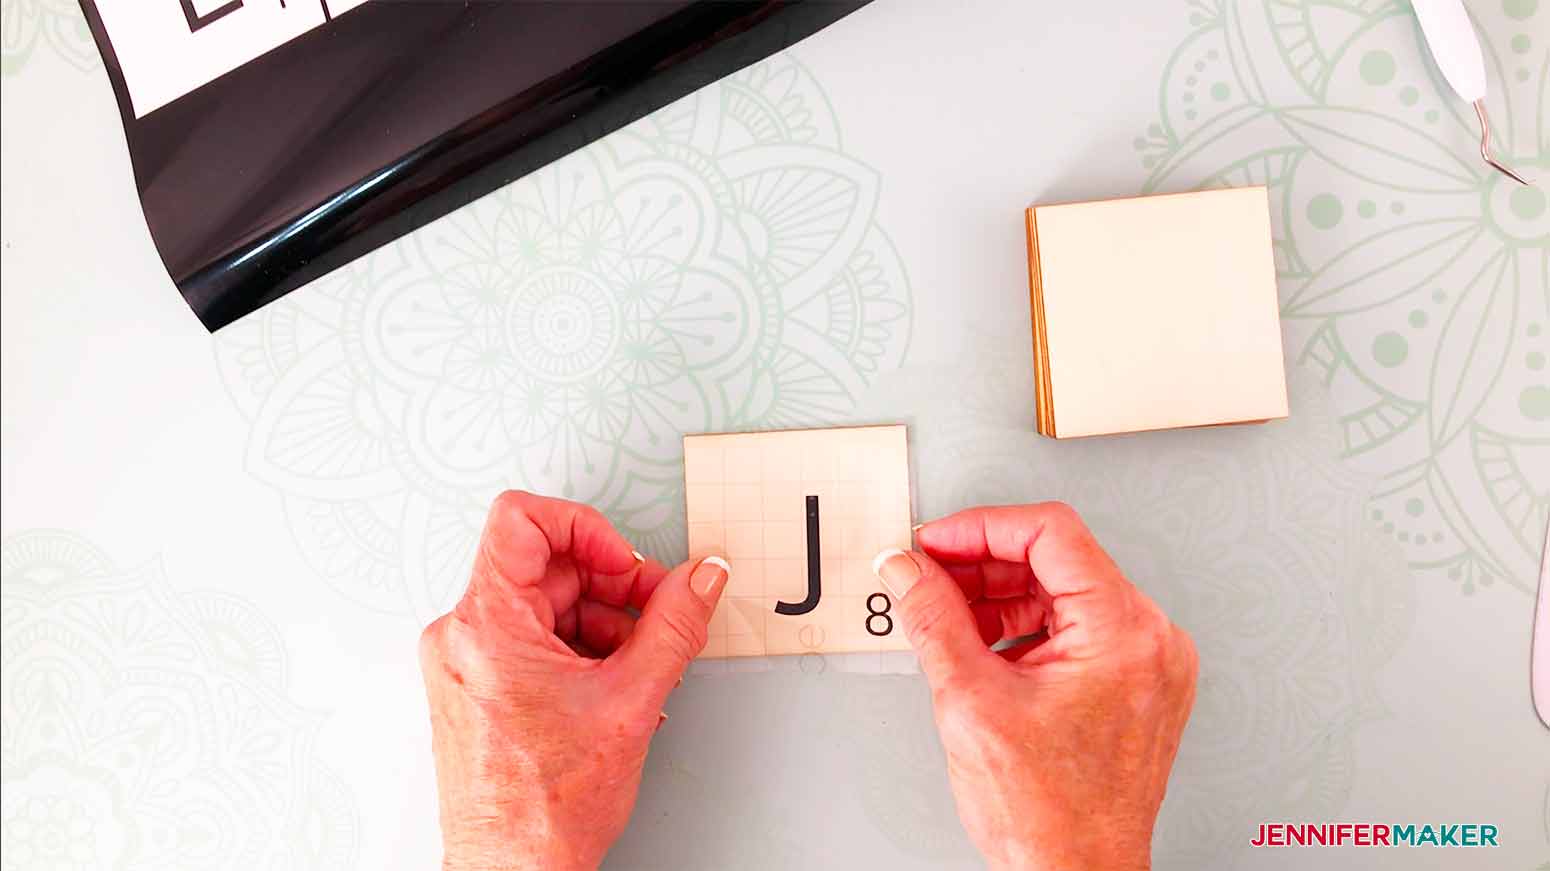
683;425;913;658
1025;186;1289;438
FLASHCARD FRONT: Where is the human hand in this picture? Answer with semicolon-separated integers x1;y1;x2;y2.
419;491;729;871
873;503;1197;871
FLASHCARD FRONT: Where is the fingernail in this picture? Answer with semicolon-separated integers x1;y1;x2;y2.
631;550;645;564
910;522;925;534
692;556;730;601
872;549;920;599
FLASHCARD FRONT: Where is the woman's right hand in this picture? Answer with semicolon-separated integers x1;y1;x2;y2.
873;502;1198;871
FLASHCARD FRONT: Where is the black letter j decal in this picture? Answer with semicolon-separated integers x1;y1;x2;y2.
775;495;822;615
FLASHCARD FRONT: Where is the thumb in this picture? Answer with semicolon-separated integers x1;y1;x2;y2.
607;555;729;709
873;549;993;685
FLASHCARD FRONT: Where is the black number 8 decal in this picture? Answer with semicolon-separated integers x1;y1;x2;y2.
865;592;893;636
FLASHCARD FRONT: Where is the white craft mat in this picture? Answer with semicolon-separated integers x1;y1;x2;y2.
2;0;1546;868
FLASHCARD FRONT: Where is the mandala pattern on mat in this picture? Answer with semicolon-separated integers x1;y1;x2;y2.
0;531;359;871
1137;0;1549;593
853;340;1415;865
217;55;912;619
1;0;96;75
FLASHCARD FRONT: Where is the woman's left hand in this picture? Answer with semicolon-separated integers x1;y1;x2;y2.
419;490;729;871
